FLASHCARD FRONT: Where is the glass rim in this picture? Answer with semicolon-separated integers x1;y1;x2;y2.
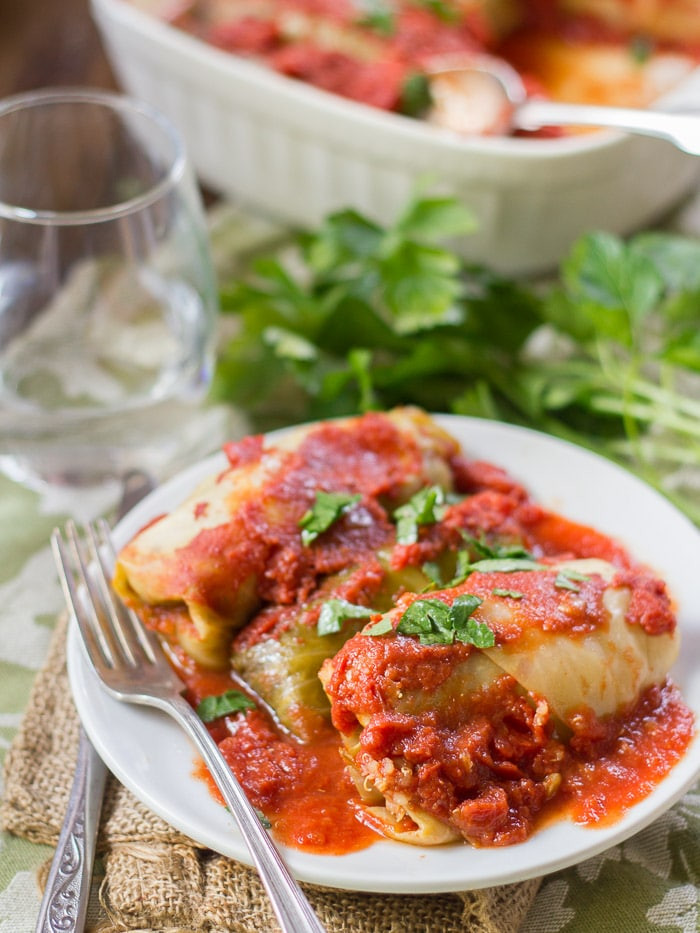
0;87;189;226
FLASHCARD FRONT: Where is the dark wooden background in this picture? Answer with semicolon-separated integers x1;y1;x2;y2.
0;0;221;203
1;0;117;97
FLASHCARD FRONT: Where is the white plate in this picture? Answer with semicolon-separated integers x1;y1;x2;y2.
67;415;700;893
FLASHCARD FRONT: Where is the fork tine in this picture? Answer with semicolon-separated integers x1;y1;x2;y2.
52;524;325;931
70;520;132;670
92;518;161;666
85;521;142;668
51;524;116;671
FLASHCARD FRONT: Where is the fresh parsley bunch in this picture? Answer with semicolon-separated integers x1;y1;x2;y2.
506;230;700;523
214;192;537;422
214;193;700;524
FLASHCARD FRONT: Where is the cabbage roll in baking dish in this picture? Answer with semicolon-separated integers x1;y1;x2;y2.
113;407;458;668
559;0;700;43
319;557;681;847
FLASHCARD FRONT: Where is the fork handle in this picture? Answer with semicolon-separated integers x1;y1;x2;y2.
165;694;326;933
35;728;108;933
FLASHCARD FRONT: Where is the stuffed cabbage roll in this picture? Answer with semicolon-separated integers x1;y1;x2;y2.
232;556;433;739
114;407;459;667
559;0;700;43
319;558;680;847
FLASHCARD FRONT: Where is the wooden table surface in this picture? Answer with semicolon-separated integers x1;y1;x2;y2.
0;0;117;98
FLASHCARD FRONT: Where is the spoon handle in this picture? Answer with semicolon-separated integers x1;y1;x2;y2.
517;99;700;155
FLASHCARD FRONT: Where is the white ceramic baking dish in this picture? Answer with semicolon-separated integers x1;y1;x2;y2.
90;0;700;275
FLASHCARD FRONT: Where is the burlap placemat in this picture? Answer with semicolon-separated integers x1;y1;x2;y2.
1;616;541;932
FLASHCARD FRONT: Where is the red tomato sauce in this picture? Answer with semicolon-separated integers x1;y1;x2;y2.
179;650;379;854
218;714;377;854
613;570;676;635
323;628;694;846
522;510;632;565
351;673;563;848
139;413;425;625
554;681;694;827
450;568;611;637
168;0;699;119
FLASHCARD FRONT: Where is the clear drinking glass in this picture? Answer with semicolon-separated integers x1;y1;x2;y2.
0;88;219;489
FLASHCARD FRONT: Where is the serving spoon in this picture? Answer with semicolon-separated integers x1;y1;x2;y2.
425;55;700;155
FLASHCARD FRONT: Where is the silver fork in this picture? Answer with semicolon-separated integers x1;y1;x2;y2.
52;518;326;933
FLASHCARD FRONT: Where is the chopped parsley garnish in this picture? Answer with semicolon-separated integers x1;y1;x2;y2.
364;617;394;637
357;9;395;35
412;0;460;23
197;690;255;723
354;0;396;35
492;587;524;599
455;615;496;648
421;541;538;589
554;569;591;592
393;485;446;544
256;809;272;829
629;36;653;64
317;598;374;635
299;490;361;545
400;73;433;117
422;560;443;586
467;557;544;574
396;594;494;647
462;534;534;562
421;549;471;588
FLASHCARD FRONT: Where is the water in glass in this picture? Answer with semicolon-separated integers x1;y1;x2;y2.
0;89;219;488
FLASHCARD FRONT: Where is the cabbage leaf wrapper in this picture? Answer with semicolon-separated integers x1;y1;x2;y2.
319;558;680;847
114;407;459;668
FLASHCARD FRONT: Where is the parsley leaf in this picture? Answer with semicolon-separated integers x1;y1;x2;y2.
396;593;493;646
422;549;472;588
554;569;591;592
256;809;272;829
398;597;453;644
462;535;534;562
299;491;361;545
559;231;665;348
492;587;524;599
393;485;446;544
422;560;444;586
448;550;473;585
468;557;544;573
455;615;497;648
364;617;394;637
317;599;374;635
197;690;255;723
411;0;460;23
356;0;396;36
400;73;433;117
